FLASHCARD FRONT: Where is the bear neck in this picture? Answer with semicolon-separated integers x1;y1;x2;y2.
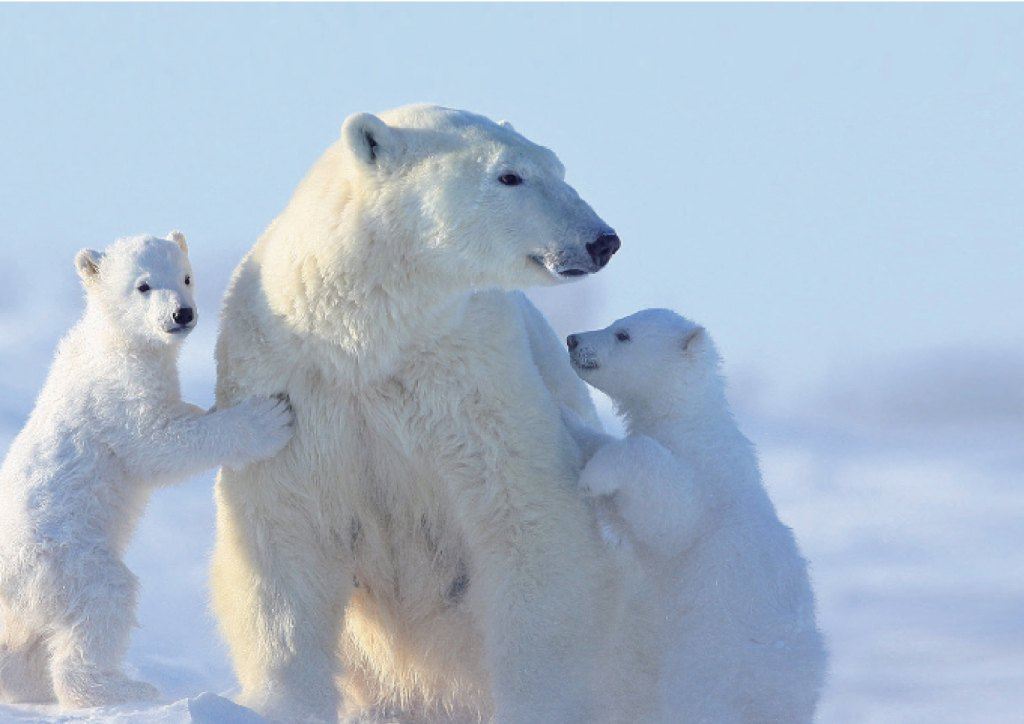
262;220;473;384
76;304;181;382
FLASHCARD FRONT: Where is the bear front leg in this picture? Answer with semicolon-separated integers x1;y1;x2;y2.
119;396;294;486
211;473;350;723
448;454;614;723
560;404;616;465
581;436;704;559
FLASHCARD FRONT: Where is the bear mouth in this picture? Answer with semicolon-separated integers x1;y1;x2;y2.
570;355;600;371
165;325;194;335
528;254;591;279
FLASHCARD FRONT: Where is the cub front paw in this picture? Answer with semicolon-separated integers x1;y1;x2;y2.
577;440;629;498
228;394;296;466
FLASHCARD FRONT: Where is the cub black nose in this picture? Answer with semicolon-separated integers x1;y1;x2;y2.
567;334;579;350
172;307;194;326
586;233;621;269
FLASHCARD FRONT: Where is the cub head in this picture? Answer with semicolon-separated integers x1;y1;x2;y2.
566;309;721;410
75;231;197;345
335;104;619;289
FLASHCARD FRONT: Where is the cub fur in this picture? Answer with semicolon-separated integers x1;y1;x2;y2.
0;233;293;708
564;309;827;722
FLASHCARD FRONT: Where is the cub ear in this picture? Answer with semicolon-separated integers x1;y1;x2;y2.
681;326;705;354
341;112;398;166
75;248;103;283
167;230;188;254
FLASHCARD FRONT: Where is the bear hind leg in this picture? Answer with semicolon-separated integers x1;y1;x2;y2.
46;553;159;708
0;615;55;704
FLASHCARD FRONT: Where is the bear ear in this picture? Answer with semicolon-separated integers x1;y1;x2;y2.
341;112;399;167
75;248;103;283
167;230;188;254
681;326;705;354
499;120;516;132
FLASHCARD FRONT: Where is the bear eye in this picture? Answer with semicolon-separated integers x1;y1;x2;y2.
616;330;630;342
137;282;151;293
498;173;523;186
184;275;191;286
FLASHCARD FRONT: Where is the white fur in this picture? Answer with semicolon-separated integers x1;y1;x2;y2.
564;309;828;723
0;234;294;709
210;104;636;722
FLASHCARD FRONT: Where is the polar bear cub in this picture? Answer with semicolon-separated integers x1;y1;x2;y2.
0;233;294;709
562;309;826;723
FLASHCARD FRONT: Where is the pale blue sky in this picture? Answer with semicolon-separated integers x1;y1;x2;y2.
1;3;1022;405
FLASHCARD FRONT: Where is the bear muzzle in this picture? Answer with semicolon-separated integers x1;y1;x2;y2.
586;233;621;269
530;229;621;279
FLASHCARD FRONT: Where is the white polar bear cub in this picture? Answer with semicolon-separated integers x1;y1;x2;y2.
0;233;294;709
563;309;827;723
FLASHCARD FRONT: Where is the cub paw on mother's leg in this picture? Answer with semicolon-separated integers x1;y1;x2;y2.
578;439;633;498
223;394;296;467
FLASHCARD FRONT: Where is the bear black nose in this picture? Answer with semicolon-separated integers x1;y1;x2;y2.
586;233;621;269
567;334;579;350
172;307;194;326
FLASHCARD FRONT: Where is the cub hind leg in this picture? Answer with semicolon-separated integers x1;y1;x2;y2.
0;607;55;703
46;549;158;708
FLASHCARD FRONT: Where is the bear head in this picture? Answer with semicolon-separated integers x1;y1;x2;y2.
566;309;722;413
281;105;619;297
75;231;197;346
345;105;618;288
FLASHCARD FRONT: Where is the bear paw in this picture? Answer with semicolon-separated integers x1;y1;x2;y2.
55;671;160;708
578;440;631;498
224;394;296;467
237;685;338;723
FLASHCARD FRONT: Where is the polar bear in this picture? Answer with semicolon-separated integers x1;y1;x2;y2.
0;233;294;709
562;309;827;723
210;105;637;722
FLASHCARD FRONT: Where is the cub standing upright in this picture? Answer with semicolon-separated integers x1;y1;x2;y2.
0;232;294;708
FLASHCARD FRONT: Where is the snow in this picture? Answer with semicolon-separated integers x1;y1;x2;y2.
1;265;1022;723
0;693;263;723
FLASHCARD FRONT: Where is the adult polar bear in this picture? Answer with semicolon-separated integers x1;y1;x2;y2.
212;105;633;722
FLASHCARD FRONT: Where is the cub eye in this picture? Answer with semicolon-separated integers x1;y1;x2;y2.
184;275;191;286
137;283;151;293
498;173;523;186
616;331;630;342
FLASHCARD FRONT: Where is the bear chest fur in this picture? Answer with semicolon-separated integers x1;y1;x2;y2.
297;353;494;621
302;295;548;622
